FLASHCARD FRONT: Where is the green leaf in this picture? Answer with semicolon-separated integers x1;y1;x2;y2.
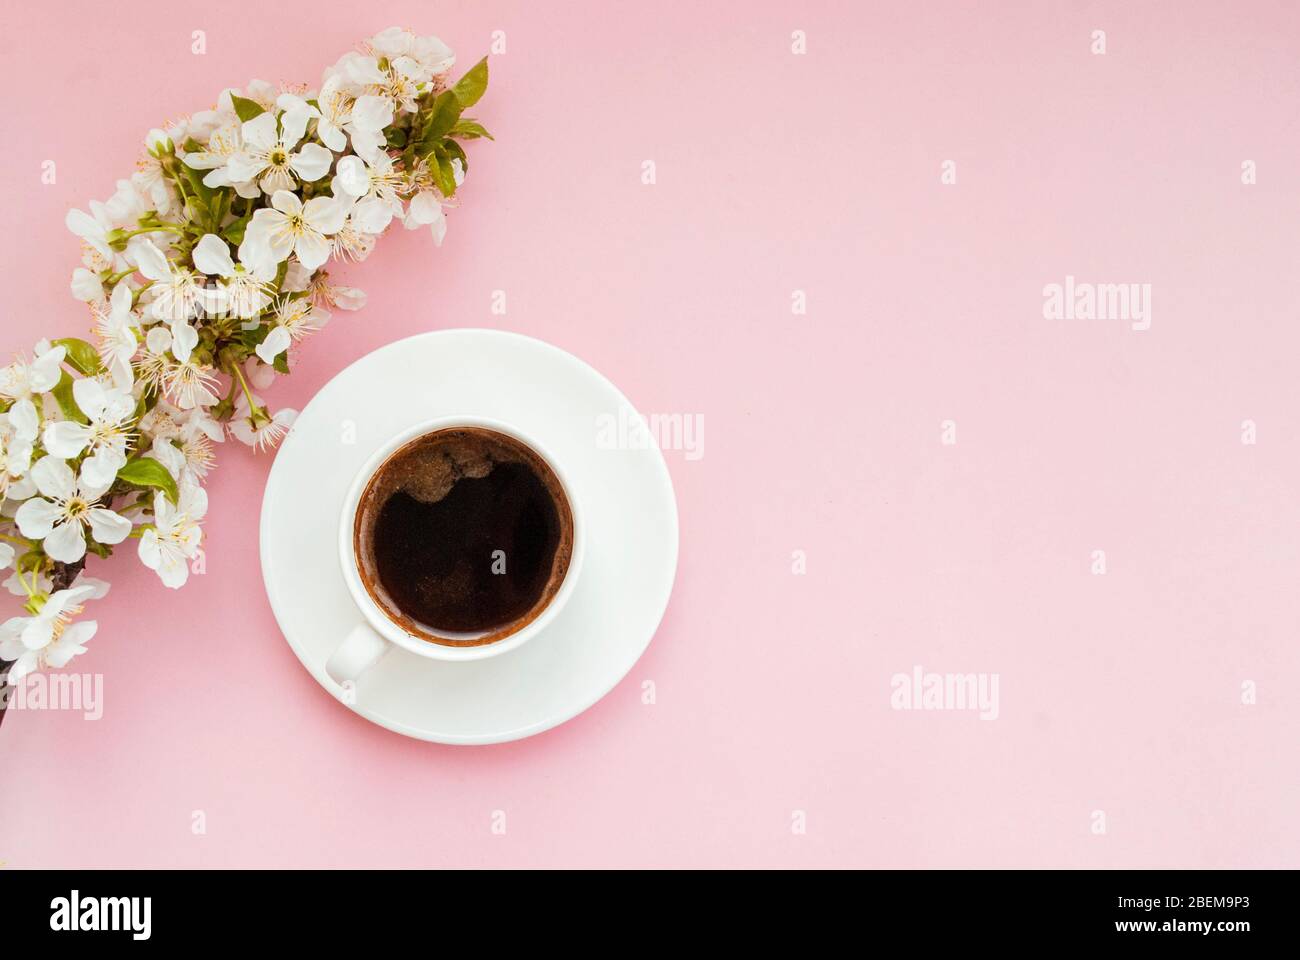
50;371;88;424
421;90;463;142
207;189;229;233
222;220;248;245
450;119;493;141
442;138;468;173
431;145;458;197
230;95;265;123
386;127;408;148
52;338;103;376
184;196;210;226
452;57;489;108
273;352;290;375
116;457;179;505
180;161;217;205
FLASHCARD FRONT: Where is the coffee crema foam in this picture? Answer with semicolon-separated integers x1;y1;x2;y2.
353;427;574;646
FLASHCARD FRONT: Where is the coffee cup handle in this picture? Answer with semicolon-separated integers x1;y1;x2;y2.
325;622;391;686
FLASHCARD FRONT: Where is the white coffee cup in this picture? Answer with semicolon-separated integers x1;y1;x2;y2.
325;416;584;685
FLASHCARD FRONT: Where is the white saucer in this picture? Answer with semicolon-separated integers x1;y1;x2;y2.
259;329;679;744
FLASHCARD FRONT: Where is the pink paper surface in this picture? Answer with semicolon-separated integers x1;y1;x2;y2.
1;0;1298;868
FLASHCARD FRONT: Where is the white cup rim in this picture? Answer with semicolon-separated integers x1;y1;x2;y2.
337;415;584;663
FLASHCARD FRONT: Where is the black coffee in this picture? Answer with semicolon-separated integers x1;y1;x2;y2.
354;428;573;643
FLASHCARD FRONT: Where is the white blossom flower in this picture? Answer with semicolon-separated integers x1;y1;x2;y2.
65;204;114;261
284;265;366;311
146;429;216;485
102;177;152;227
138;482;206;589
226;111;334;195
14;457;132;564
0;541;12;572
43;377;136;489
71;267;104;302
162;357;220;411
335;152;405;233
229;393;296;451
130;320;216;409
0;406;39;503
405;188;448;245
304;75;353;152
0;578;109;684
0;342;67;431
329;210;379;261
130;239;202;360
367;27;456;77
138;401;222;486
255;297;330;364
222;80;279;113
192;233;275;319
184;108;224;144
346;55;418;112
133;326;174;392
133;128;182;215
241;189;351;272
301;75;389;160
93;282;140;388
182;119;262;200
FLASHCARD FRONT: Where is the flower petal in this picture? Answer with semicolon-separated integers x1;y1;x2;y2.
317;121;346;153
334;156;369;198
8;398;40;442
137;529;162;570
350;94;393;131
170;320;200;364
80;450;124;491
30;346;67;392
193;234;236;277
270;190;302;216
290;143;334;183
43;420;90;459
304;195;350;235
44;520;87;564
14;498;59;539
4;651;38;685
46;621;97;665
240;112;278;150
353;197;394;234
129;239;172;282
255;326;292;365
87;508;132;546
30;456;76;500
21;615;54;651
225;152;265;184
293;231;331;271
158;554;190;589
71;267;103;302
71;377;109;421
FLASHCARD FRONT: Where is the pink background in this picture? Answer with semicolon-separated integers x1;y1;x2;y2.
3;0;1299;868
